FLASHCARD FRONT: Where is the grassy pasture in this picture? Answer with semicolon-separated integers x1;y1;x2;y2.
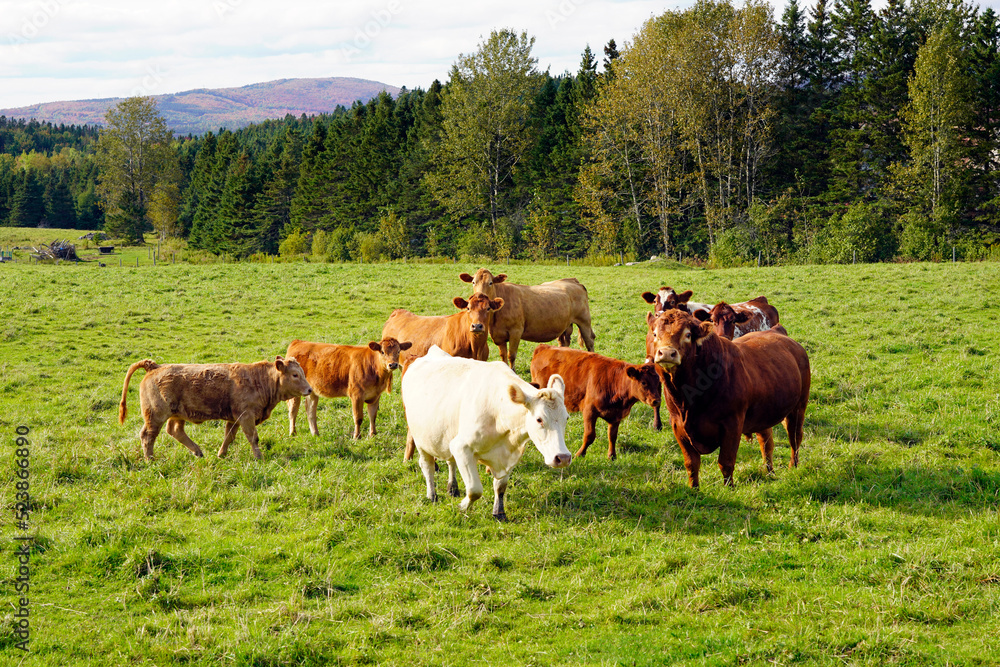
0;257;998;666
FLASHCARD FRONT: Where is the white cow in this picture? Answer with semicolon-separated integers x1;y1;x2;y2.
401;346;572;521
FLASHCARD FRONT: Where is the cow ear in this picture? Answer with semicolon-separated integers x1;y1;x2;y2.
641;292;656;304
508;384;527;405
459;273;474;283
275;356;286;371
494;274;507;284
453;296;469;309
626;366;641;380
491;297;504;311
693;309;711;322
368;341;382;352
678;290;693;303
736;311;751;323
695;322;713;346
399;341;413;351
646;311;657;327
547;374;565;395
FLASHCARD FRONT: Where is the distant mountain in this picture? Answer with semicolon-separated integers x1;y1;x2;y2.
0;77;402;135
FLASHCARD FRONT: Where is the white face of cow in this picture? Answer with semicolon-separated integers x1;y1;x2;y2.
509;375;571;468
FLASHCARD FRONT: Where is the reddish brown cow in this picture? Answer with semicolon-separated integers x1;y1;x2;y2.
530;344;661;460
693;301;786;340
286;337;411;439
382;294;504;364
461;268;595;369
647;309;810;487
119;357;312;460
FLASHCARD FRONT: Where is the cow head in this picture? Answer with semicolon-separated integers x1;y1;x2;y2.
274;356;312;398
509;375;571;468
641;286;693;315
368;337;413;371
626;363;662;408
696;302;751;341
460;268;507;299
453;294;504;334
647;310;712;372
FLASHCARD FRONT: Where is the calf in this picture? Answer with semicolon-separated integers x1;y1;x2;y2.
530;344;661;460
286;337;411;439
402;346;571;521
119;357;312;460
648;309;810;487
382;294;503;363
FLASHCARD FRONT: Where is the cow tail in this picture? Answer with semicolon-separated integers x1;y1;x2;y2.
119;359;159;424
404;430;416;461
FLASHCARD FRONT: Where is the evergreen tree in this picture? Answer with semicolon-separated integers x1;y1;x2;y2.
42;170;77;228
253;127;303;254
9;169;45;227
968;7;1000;223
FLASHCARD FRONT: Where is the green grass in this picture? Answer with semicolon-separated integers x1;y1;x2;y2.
1;256;998;666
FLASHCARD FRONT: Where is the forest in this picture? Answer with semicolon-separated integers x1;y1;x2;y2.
0;0;998;265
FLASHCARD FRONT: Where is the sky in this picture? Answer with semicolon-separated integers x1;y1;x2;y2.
1;0;998;110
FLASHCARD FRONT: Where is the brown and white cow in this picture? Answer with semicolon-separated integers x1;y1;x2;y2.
382;294;504;365
286;337;411;439
693;301;784;342
647;309;810;487
642;287;779;337
460;268;595;369
119;357;312;460
530;344;661;460
641;286;709;318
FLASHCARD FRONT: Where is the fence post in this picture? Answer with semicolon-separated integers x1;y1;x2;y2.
853;249;856;264
953;247;956;262
566;254;569;267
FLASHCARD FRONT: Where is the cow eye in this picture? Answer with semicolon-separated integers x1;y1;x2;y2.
536;417;543;425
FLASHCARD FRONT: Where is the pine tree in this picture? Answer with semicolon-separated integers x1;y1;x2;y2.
42;169;77;228
10;169;45;227
968;7;1000;223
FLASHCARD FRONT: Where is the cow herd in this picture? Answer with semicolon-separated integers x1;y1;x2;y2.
118;268;812;519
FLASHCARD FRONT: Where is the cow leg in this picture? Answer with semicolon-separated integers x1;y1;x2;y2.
238;417;263;460
450;442;483;512
716;429;742;487
496;341;510;366
305;393;320;437
417;450;437;502
165;419;205;458
446;460;460;497
217;421;241;458
492;473;509;522
673;428;702;488
366;395;380;437
506;329;524;370
784;409;805;469
652;403;662;431
558;325;573;347
139;414;164;460
576;407;598;458
287;396;300;436
756;428;775;474
607;420;620;460
349;394;364;440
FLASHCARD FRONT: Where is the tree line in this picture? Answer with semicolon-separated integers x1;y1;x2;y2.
2;0;998;264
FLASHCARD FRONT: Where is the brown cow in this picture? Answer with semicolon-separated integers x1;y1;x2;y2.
530;344;661;460
647;309;810;487
286;337;411;439
460;269;595;369
119;357;312;460
382;294;504;364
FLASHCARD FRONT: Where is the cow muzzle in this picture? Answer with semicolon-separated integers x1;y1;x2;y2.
550;453;572;468
387;362;400;371
470;323;485;333
654;347;681;368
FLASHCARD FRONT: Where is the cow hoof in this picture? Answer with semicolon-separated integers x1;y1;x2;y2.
447;483;460;497
493;512;508;523
574;448;587;458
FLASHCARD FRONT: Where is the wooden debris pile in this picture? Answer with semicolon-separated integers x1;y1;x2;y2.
32;240;79;261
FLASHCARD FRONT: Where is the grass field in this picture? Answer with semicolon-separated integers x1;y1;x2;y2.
1;253;998;666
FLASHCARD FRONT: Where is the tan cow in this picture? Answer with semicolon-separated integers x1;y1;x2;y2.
460;268;595;369
381;294;504;363
286;337;411;439
119;357;312;460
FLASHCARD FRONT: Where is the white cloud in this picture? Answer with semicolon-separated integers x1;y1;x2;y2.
3;0;999;109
